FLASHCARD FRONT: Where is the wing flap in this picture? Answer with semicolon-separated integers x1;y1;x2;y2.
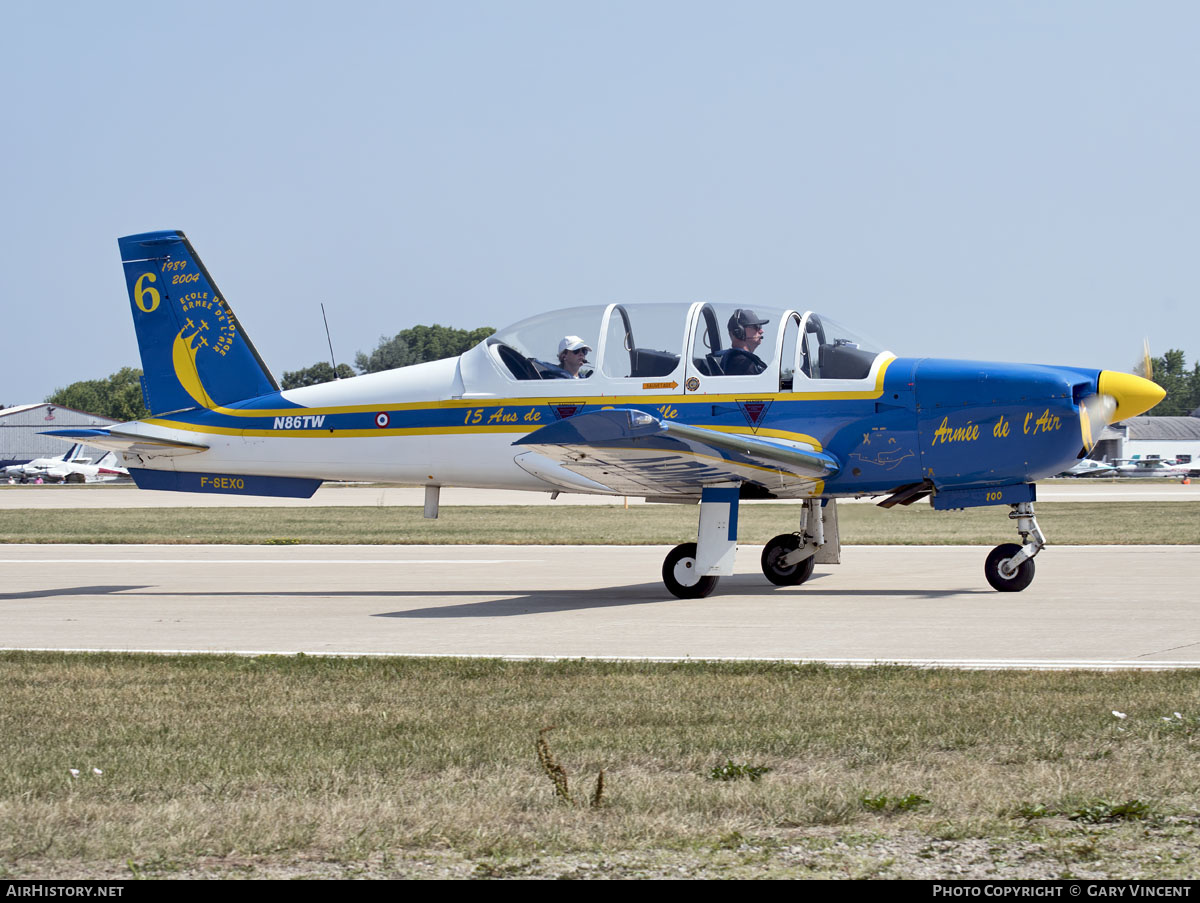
513;409;838;497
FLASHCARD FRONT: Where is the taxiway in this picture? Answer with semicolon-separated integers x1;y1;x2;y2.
3;543;1197;668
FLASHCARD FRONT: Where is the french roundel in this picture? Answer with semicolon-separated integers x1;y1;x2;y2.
375;413;390;428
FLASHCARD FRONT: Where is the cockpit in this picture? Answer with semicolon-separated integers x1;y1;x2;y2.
465;302;890;395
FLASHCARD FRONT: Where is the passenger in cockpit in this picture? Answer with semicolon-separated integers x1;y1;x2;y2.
546;335;592;378
719;309;769;375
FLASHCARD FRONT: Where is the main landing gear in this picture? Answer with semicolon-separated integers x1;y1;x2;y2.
661;487;739;599
984;501;1045;592
760;498;825;587
662;542;720;599
761;535;816;586
661;492;830;599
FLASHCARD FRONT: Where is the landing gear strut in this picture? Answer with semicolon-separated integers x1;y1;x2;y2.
661;487;740;599
984;501;1045;592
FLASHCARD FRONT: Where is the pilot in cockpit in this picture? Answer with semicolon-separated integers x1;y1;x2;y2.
719;309;769;375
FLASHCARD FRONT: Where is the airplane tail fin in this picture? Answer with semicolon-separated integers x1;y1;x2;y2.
118;231;279;415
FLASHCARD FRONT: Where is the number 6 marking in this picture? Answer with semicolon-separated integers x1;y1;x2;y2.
134;272;160;313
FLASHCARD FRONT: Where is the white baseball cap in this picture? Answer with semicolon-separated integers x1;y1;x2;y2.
558;335;591;354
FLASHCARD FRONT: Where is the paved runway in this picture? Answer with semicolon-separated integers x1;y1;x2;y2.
3;543;1197;668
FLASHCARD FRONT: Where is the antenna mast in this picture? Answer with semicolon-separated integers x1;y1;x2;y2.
321;303;340;377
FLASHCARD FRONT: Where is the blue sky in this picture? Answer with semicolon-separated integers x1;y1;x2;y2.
2;1;1197;403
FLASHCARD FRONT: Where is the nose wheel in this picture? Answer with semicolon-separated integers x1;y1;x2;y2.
984;542;1036;592
984;502;1045;592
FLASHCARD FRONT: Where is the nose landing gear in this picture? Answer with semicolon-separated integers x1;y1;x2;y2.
984;501;1045;592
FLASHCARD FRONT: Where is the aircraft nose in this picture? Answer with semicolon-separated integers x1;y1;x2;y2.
1096;371;1166;422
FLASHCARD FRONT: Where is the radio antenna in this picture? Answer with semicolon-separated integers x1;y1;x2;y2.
321;303;340;377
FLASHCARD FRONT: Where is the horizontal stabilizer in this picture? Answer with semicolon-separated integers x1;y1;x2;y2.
513;409;838;497
42;428;209;457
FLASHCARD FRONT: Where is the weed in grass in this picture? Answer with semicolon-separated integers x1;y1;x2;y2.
536;727;571;803
536;727;605;808
861;793;931;813
1013;802;1052;820
1068;800;1154;824
708;760;772;783
1156;712;1196;738
714;831;746;850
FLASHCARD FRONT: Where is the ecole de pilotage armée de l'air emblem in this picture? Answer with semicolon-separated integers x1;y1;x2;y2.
171;290;239;408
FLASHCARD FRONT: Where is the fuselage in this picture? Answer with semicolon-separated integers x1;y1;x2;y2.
117;347;1100;500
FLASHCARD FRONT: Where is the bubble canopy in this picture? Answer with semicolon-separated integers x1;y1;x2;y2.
477;302;890;389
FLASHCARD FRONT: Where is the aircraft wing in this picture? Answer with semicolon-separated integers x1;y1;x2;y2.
42;428;209;458
513;408;839;497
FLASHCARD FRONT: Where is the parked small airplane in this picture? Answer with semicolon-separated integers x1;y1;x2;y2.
4;444;127;483
4;443;84;482
1058;458;1119;478
1112;458;1191;479
49;230;1166;595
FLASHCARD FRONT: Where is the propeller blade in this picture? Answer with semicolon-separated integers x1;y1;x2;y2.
1078;393;1117;453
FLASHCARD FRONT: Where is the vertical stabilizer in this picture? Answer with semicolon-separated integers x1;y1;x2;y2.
118;230;278;414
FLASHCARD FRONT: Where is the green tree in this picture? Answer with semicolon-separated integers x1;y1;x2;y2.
355;324;494;374
281;362;356;390
1144;349;1200;416
46;367;149;422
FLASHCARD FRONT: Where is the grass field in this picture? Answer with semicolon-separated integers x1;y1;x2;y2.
2;653;1200;880
0;501;1196;545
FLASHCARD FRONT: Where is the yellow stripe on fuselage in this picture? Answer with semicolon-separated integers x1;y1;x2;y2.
143;358;896;449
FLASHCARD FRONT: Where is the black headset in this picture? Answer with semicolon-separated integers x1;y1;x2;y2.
729;309;747;340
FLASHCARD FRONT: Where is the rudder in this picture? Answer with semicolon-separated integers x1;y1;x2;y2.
119;230;278;414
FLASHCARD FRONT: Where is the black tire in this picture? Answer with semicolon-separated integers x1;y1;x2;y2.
662;543;719;599
984;543;1035;592
66;472;86;484
761;533;816;586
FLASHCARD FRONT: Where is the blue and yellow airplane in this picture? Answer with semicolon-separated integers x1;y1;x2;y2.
50;230;1165;598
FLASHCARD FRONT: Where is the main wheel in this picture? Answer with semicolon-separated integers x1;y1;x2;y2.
761;533;816;586
662;542;719;599
984;543;1035;592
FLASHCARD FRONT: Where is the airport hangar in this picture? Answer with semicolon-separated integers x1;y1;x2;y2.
0;404;118;468
1094;415;1200;465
